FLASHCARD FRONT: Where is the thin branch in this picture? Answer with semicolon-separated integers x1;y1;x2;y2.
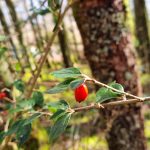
73;97;150;112
26;1;78;98
82;74;144;101
3;97;16;103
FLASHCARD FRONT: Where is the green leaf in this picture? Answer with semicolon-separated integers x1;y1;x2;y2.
1;114;39;144
0;131;5;143
0;47;7;58
23;113;41;126
9;99;36;115
9;107;23;114
51;67;81;79
70;78;85;89
16;99;36;109
32;91;44;107
109;82;124;93
96;82;124;103
50;109;66;120
5;119;25;136
1;113;41;144
96;87;121;103
49;112;71;142
46;78;75;94
16;124;31;146
13;79;25;93
15;62;22;72
44;100;69;110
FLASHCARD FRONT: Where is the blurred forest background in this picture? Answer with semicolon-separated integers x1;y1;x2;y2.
0;0;150;150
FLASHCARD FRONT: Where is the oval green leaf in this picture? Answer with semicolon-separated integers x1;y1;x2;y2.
51;67;81;79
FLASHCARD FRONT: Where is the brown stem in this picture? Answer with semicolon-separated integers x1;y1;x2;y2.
83;74;143;101
73;97;150;112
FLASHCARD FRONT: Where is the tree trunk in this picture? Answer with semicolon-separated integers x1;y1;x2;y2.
58;23;73;67
5;0;33;72
23;0;51;69
74;0;146;150
30;0;43;47
133;0;150;73
69;14;81;61
0;6;24;73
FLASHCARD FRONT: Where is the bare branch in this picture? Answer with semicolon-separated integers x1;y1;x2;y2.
73;97;150;112
82;74;144;101
26;1;78;98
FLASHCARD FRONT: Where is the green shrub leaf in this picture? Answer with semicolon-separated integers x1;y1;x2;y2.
5;119;25;136
23;113;41;126
0;113;40;144
50;109;66;120
96;83;124;103
51;67;81;78
0;47;7;58
16;124;31;146
46;78;75;94
70;78;85;89
13;79;25;93
32;91;44;107
44;100;69;110
109;82;124;93
9;99;36;114
49;112;71;142
0;132;6;143
16;99;36;109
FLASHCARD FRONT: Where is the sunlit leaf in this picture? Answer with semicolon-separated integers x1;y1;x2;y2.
16;99;36;109
15;62;22;72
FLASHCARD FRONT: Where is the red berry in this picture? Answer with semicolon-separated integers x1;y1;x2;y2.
74;84;88;103
0;92;6;99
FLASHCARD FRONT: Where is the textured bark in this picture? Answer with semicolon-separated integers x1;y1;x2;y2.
74;0;146;150
58;24;73;67
134;0;150;73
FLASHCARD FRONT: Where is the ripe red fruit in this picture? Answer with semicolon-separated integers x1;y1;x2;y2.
0;92;6;99
74;84;88;103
